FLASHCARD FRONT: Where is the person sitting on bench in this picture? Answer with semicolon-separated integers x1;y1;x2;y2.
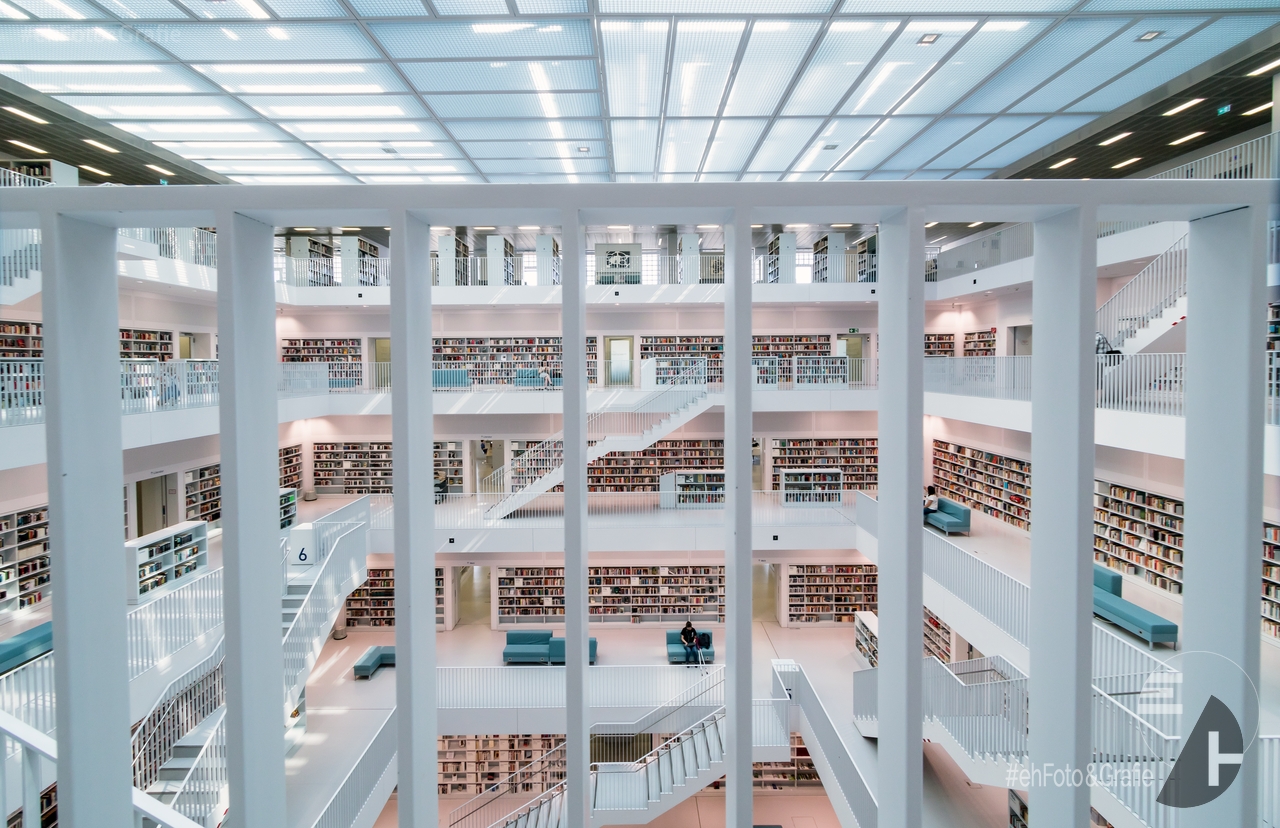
923;485;939;520
680;621;698;666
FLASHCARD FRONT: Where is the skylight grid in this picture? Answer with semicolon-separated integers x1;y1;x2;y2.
834;115;929;169
1009;17;1205;114
779;21;898;117
515;0;587;11
263;0;351;18
601;20;669;118
952;17;1128;114
967;113;1092;169
610;118;658;172
368;20;594;59
156;140;320;159
134;23;382;61
601;0;831;11
947;168;996;178
279;120;451;140
335;157;474;173
790;117;876;172
701;118;767;171
923;114;1039;168
0;25;166;60
486;173;609;182
400;60;597;93
1067;15;1280;113
1083;0;1275;8
426;91;601;119
477;157;610;174
843;0;1073;9
461;139;606;157
747;117;822;171
842;22;975;117
895;20;1049;115
241;94;431;119
10;0;102;19
58;94;258;118
345;0;427;16
204;159;345;174
433;0;509;13
196;63;409;95
230;174;353;183
721;20;821;117
93;0;190;19
880;115;985;169
446;119;604;140
665;20;745;118
0;63;217;95
659;118;714;172
114;120;294;140
307;140;465;158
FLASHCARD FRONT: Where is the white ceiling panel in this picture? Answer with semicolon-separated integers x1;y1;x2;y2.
747;117;822;171
665;20;745;118
0;63;217;95
114;120;294;140
843;0;1073;9
345;0;427;16
611;119;659;172
896;20;1050;115
842;21;976;117
477;157;610;174
463;139;607;157
369;20;594;59
93;0;190;19
516;1;587;11
156;141;320;159
659;118;714;172
924;115;1040;168
486;173;611;182
230;174;353;183
279;120;451;140
880;115;986;169
195;63;409;95
307;140;465;158
602;0;829;9
793;117;878;170
0;25;167;60
426;91;601;119
242;94;431;119
134;23;382;61
601;20;669;118
835;115;930;170
263;0;350;17
701;118;767;172
947;168;997;178
433;0;509;13
780;21;899;117
968;114;1093;168
722;20;822;117
204;159;344;174
336;158;474;173
10;0;105;18
401;60;597;93
59;94;258;118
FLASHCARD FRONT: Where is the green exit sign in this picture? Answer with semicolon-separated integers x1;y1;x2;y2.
1218;104;1231;115
848;327;860;334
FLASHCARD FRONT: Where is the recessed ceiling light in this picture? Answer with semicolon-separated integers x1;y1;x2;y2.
1162;98;1203;116
431;226;450;231
697;224;719;229
341;227;360;231
917;33;939;44
931;236;947;242
751;224;763;228
577;146;589;152
1049;157;1076;169
831;223;852;228
1247;57;1280;77
79;164;110;177
3;107;47;124
1168;131;1205;146
518;225;540;230
84;138;119;153
785;223;808;228
1111;157;1141;169
474;226;495;230
1097;132;1131;146
924;221;938;228
1243;102;1273;116
1137;30;1162;41
607;225;630;229
146;163;176;176
7;139;46;154
293;227;317;232
967;221;983;228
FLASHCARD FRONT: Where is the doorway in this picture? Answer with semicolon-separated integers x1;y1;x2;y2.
178;332;195;360
136;473;178;537
455;565;491;627
604;336;633;386
473;439;504;489
1010;325;1033;356
836;334;867;382
371;337;391;389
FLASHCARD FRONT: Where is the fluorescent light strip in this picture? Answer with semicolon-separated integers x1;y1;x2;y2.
1111;157;1141;169
3;107;46;124
1247;57;1280;77
1161;99;1203;116
1097;132;1130;146
967;221;982;228
8;139;46;154
1168;131;1204;146
79;164;110;176
1049;157;1076;169
1243;102;1273;116
831;224;852;228
696;225;719;229
84;138;119;153
147;163;176;176
518;226;540;230
924;221;938;228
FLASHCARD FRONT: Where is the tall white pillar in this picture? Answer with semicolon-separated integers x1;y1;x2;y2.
217;210;288;827
1182;206;1266;827
875;206;925;828
391;210;437;827
1028;206;1096;828
40;212;132;827
562;208;590;828
724;216;754;827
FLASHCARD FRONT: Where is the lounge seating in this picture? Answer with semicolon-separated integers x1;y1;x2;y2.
666;629;714;664
432;368;470;389
0;622;52;676
353;645;395;679
503;631;553;664
548;637;597;664
513;368;561;388
926;497;971;536
1091;564;1178;649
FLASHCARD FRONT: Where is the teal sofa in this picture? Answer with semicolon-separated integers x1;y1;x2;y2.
0;622;52;676
548;637;597;664
433;368;470;389
514;368;562;388
1091;564;1178;649
353;645;395;679
666;629;714;664
503;631;553;664
926;497;971;536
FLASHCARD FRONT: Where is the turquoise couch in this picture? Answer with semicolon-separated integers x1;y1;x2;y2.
0;622;52;676
513;368;562;388
433;368;470;389
1092;564;1178;649
503;631;553;664
666;629;714;664
548;637;597;664
926;497;971;536
353;645;395;679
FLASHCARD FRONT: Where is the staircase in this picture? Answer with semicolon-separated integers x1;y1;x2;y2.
1096;235;1187;355
479;363;713;520
0;231;41;306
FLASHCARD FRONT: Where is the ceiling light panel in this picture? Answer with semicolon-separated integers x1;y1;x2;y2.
427;91;600;119
199;63;408;95
791;117;877;172
156;141;317;159
601;20;669;118
93;0;188;18
701;118;768;171
665;20;746;118
345;0;427;15
843;22;976;116
659;118;714;173
59;95;256;118
134;24;379;61
516;0;586;10
243;95;429;119
747;117;823;171
447;120;605;143
896;20;1048;114
369;20;594;59
116;120;293;140
611;118;659;172
433;0;508;12
835;115;929;170
9;0;100;18
953;18;1128;114
306;140;462;158
477;157;609;174
487;173;609;183
1011;17;1204;114
842;0;1071;9
924;115;1039;168
172;0;274;19
1068;15;1280;113
721;20;821;117
971;113;1093;168
401;60;596;93
602;0;828;9
0;25;166;60
462;139;605;158
335;158;474;173
907;169;950;180
279;120;449;140
0;63;216;95
780;21;898;117
230;174;351;184
204;160;344;174
1083;0;1271;8
262;0;348;16
880;115;985;169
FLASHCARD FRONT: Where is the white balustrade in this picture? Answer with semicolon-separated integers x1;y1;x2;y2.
119;228;217;268
1148;130;1279;180
0;652;54;736
0;229;41;287
0;359;43;427
1096;235;1187;352
932;223;1034;282
310;710;397;828
0;169;50;188
1096;353;1185;417
131;641;225;790
126;567;223;681
923;355;1032;401
167;709;227;824
120;359;219;415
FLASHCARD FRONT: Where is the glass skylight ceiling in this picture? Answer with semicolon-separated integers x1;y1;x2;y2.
0;4;1275;184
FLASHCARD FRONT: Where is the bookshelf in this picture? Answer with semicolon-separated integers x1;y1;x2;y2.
854;610;878;666
2;782;56;828
754;735;820;788
923;606;953;663
1;158;76;184
659;471;725;508
781;564;878;626
0;504;50;612
184;463;221;523
588;439;724;493
1008;790;1114;828
639;334;830;383
779;469;843;504
432;336;598;384
751;334;832;358
962;329;996;357
313;442;393;495
1268;303;1280;351
280;338;362;364
280;488;298;531
438;733;565;796
279;444;302;489
1092;480;1185;595
854;235;877;282
931;440;1031;530
494;564;726;626
1265;523;1279;641
0;320;41;358
924;333;955;357
812;234;836;283
124;520;208;604
436;441;464;492
769;438;878;491
120;328;173;361
345;564;455;629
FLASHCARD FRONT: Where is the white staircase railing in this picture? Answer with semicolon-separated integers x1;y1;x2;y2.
1147;130;1279;180
310;710;397;828
1096;235;1187;352
127;566;223;681
0;229;40;287
166;709;227;826
132;641;225;790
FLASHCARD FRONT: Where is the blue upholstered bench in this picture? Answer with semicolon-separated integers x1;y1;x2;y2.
548;637;597;664
666;630;714;664
513;368;562;388
926;497;971;536
1091;564;1178;649
502;631;553;664
0;622;52;676
432;368;470;389
353;645;395;679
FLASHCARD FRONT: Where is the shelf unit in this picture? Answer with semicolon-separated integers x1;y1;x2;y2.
279;338;362;363
659;471;725;508
853;610;878;666
494;564;726;626
279;444;302;489
120;328;173;361
432;336;598;384
183;463;221;524
313;442;393;495
923;333;955;357
279;488;298;531
588;439;724;493
345;565;456;629
779;469;843;504
854;235;877;282
931;440;1031;530
1265;523;1279;640
438;733;565;796
923;606;953;663
781;564;878;626
124;520;208;604
750;334;832;358
0;320;41;358
1092;480;1185;595
754;735;820;788
770;438;878;491
962;329;996;357
1008;789;1114;828
1268;303;1280;351
0;504;50;612
812;234;835;283
435;441;464;492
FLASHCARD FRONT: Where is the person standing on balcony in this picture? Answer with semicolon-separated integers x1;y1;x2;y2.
680;621;698;666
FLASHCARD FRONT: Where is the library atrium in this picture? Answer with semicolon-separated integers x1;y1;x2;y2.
0;4;1279;828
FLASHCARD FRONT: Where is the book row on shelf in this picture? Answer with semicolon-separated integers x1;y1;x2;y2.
313;441;464;494
0;319;41;358
125;521;209;604
771;437;878;492
931;439;1031;529
280;338;362;362
120;328;174;361
853;607;977;667
495;565;726;626
0;504;50;611
962;329;997;357
344;563;458;630
780;563;878;627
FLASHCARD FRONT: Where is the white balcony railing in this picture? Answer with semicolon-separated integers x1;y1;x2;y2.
0;229;41;287
131;640;225;790
923;355;1031;402
126;567;223;681
0;169;52;188
166;709;227;825
310;709;397;828
1096;235;1187;352
931;223;1034;283
120;359;219;416
119;228;218;269
1148;129;1279;180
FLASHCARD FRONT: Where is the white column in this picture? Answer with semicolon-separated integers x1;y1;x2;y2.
40;212;132;827
1271;75;1279;135
724;216;754;827
876;206;924;828
217;210;288;827
1182;206;1266;827
1028;206;1096;827
391;210;437;827
562;208;590;828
